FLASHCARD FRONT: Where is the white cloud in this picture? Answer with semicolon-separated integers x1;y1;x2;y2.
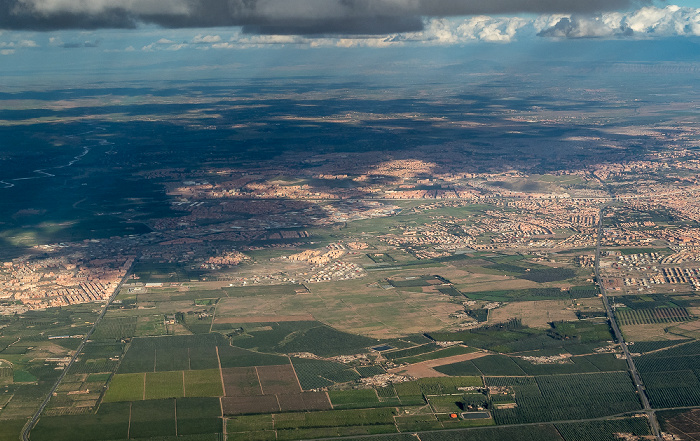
457;16;527;43
192;34;221;44
166;43;188;51
539;6;700;39
156;38;174;44
334;37;394;48
211;42;234;49
627;5;700;36
1;49;15;55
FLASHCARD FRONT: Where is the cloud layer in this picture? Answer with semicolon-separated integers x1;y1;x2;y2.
538;5;700;38
2;0;649;33
121;6;700;54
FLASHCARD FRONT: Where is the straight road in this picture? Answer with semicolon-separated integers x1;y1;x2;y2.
594;206;662;440
20;263;134;441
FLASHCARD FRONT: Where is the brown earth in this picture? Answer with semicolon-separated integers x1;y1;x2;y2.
214;314;314;324
388;351;488;378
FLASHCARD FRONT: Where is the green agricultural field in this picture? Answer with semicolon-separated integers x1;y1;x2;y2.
231;321;379;357
615;294;694;310
118;341;156;374
188;345;220;370
555;417;651;441
129;399;176;438
489;372;642;425
291;358;359;390
31;402;131;441
184;369;223;397
103;373;144;402
394;377;483;404
155;347;191;372
273;407;397;430
394;414;443;432
227;414;275;432
628;340;690;353
217;345;289;368
228;410;401;441
643;370;700;408
340;435;417;441
429;394;486;413
636;340;700;408
472;355;527;376
616;307;691;325
429;319;584;353
277;426;397;440
119;334;230;373
91;316;138;341
383;343;438;360
0;420;28;441
434;360;483;376
86;373;112;382
13;370;38;383
135;315;168;337
357;365;385;377
145;371;185;400
419;424;564;441
176;397;223;436
511;353;628;376
328;389;380;409
71;342;124;373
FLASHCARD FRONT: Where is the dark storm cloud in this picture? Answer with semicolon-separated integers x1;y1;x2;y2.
0;1;137;30
0;0;652;34
240;17;425;35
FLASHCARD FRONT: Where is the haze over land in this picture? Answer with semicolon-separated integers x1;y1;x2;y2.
0;2;700;441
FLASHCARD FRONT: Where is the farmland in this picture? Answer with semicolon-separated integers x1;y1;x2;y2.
616;307;692;325
635;341;700;408
0;37;698;441
2;275;662;441
487;372;642;425
16;269;656;441
3;114;700;441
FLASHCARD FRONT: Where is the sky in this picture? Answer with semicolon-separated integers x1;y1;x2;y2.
0;0;699;86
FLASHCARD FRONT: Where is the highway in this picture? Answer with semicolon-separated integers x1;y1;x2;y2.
20;263;134;441
594;206;663;441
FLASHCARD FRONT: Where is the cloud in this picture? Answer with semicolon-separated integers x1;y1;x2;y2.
192;34;221;43
1;49;16;55
538;16;633;38
0;39;38;48
18;39;38;47
0;0;651;34
131;5;700;52
538;6;700;38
